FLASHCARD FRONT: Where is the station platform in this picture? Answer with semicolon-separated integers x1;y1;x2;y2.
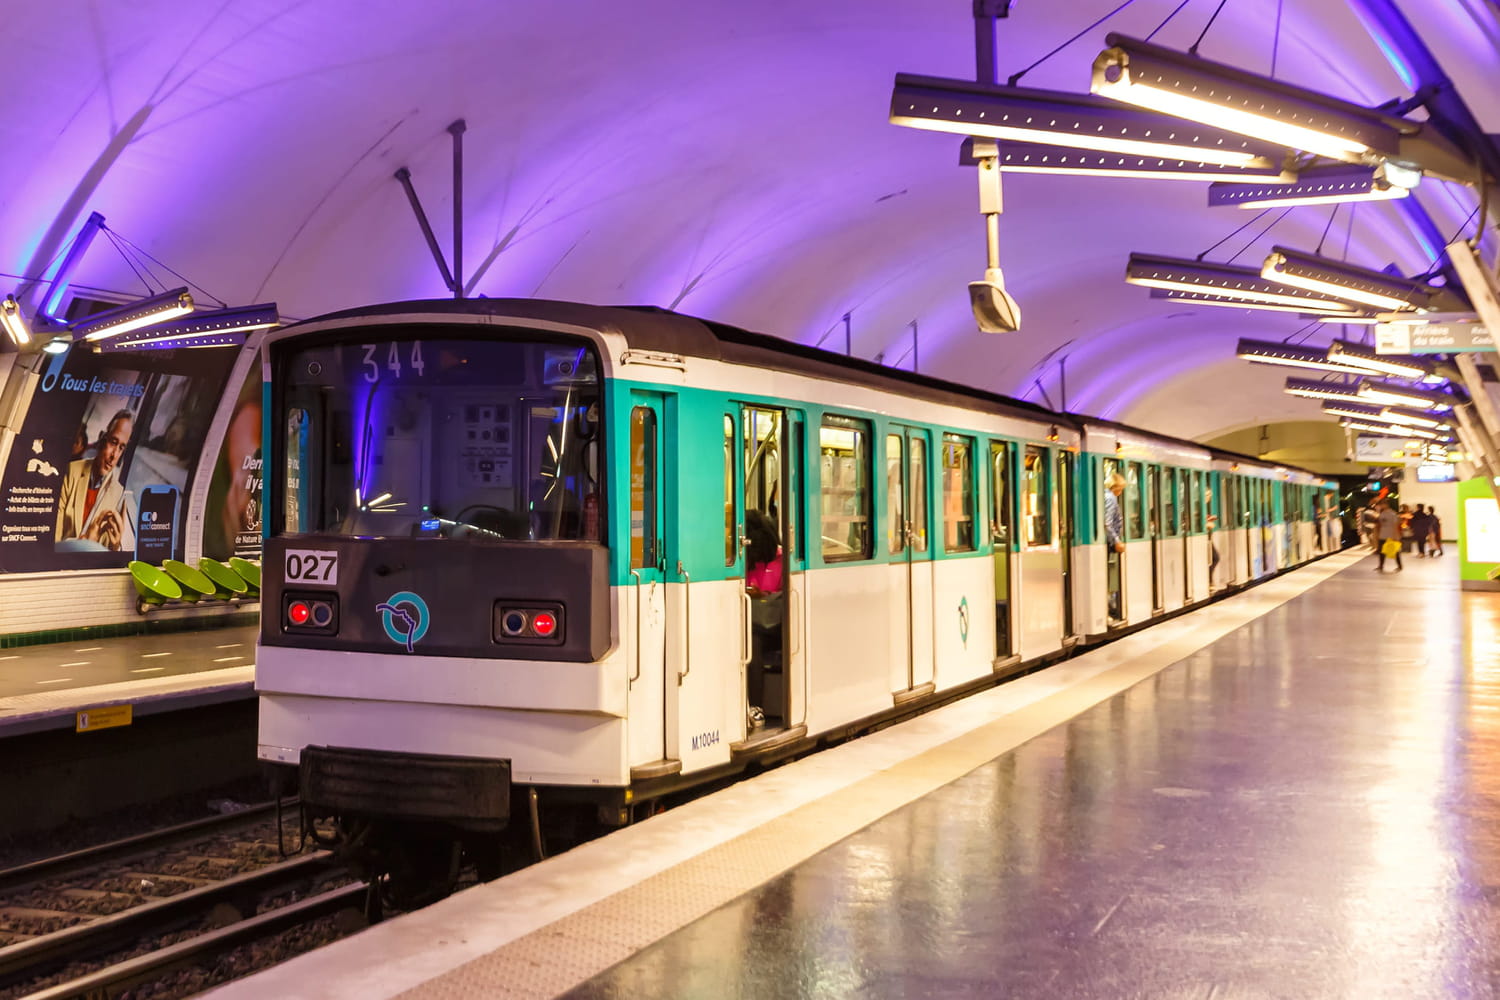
207;544;1498;999
0;624;256;736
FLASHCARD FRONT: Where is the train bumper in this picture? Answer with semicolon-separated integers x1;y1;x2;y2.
300;745;511;832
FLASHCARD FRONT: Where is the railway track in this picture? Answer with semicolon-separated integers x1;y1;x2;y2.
0;802;366;999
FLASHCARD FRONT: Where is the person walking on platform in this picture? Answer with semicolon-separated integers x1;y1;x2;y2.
1374;499;1403;572
1429;509;1445;556
1408;504;1432;558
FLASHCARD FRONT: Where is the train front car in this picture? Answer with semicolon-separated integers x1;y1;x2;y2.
256;301;621;906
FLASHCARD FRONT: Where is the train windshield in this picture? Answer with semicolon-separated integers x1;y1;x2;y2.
277;331;602;542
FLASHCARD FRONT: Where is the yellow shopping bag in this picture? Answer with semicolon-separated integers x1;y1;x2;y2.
1381;539;1401;557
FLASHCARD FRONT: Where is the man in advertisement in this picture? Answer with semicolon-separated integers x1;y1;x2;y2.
55;409;136;551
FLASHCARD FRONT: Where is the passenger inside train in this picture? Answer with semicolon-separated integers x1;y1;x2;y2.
744;508;784;731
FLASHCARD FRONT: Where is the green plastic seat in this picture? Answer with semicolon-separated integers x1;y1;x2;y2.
129;561;183;605
198;558;250;599
162;559;216;602
228;557;261;595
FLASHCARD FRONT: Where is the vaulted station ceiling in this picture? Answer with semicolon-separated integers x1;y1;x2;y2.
3;0;1496;442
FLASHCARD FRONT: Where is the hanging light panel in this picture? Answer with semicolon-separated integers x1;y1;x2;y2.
1091;34;1410;162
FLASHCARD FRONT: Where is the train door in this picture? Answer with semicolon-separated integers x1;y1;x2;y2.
1101;456;1124;625
988;441;1014;658
1244;478;1258;579
1147;465;1163;614
887;426;934;700
1180;470;1191;606
741;405;791;735
1055;449;1076;637
626;393;670;768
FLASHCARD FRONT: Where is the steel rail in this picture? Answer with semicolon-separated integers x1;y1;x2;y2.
0;852;337;989
0;800;289;894
18;881;366;1000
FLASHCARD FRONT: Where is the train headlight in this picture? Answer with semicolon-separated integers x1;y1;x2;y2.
493;602;565;644
284;592;339;635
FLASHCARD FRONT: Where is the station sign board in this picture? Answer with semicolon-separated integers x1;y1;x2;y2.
1354;434;1423;463
1374;322;1493;355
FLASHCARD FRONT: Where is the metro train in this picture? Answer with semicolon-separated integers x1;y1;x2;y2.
254;299;1339;905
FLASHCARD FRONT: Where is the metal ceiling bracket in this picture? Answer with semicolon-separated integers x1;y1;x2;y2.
394;118;469;299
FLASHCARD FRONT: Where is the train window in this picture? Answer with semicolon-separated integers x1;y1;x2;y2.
886;435;904;554
1022;446;1050;547
743;408;782;518
1190;471;1204;533
630;407;658;570
724;415;736;566
820;415;871;561
942;434;975;552
276;334;600;542
284;407;309;534
1163;467;1177;537
909;435;929;552
1126;462;1144;539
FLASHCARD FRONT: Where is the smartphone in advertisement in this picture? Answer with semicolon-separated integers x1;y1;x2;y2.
135;485;180;562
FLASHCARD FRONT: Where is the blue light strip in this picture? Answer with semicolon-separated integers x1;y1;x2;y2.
39;212;105;320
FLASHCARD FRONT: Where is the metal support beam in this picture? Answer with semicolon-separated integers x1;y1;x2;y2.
394;166;457;294
448;119;467;300
972;0;1011;85
1349;0;1500;188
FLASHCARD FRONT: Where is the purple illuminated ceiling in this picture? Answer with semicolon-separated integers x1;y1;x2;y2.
1;0;1495;439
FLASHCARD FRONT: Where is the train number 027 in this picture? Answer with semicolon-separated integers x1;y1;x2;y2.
284;549;339;586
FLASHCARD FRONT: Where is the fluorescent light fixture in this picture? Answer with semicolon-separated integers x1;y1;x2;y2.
890;73;1286;166
1154;288;1364;316
1311;314;1380;324
1338;417;1439;440
42;335;72;355
1325;338;1428;378
1128;253;1358;311
1236;337;1374;374
39;211;105;320
1322;400;1388;421
1091;34;1411;162
106;302;279;347
990;142;1291;183
1208;163;1418;209
98;332;246;353
1262;246;1438;312
1283;377;1364;402
1355;383;1450;410
1;295;30;347
70;288;194;342
1322;400;1446;429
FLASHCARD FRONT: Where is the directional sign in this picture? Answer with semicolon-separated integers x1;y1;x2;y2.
1375;322;1494;354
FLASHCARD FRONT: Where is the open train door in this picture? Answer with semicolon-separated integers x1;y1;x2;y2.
738;405;803;743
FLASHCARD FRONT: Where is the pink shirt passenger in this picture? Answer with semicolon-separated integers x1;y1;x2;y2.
747;551;783;594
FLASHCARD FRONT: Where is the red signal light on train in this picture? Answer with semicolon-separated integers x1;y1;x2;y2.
531;611;558;637
288;601;312;626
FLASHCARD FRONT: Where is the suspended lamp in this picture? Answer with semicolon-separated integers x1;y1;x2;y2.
1090;34;1412;163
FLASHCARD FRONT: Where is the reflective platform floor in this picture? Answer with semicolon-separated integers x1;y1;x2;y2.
570;553;1500;999
213;550;1500;1000
0;623;256;734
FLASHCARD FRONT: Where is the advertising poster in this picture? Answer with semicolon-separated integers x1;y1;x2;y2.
201;356;263;561
0;344;236;573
